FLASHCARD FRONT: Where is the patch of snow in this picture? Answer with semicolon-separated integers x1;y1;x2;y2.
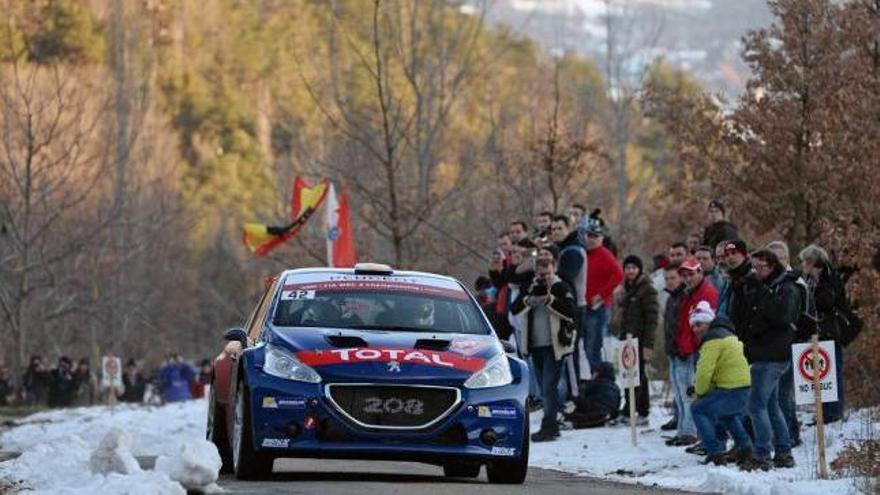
155;439;222;491
529;405;870;494
0;400;213;494
90;428;141;475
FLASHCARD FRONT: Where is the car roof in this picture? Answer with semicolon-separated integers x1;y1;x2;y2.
277;267;461;285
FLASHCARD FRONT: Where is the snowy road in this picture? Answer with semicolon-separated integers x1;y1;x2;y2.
217;459;691;494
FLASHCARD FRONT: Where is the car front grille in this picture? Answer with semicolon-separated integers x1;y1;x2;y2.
325;384;460;430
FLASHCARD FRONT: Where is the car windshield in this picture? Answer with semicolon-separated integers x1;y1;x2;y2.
272;273;490;335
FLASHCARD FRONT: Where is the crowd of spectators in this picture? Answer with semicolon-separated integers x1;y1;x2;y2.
0;353;213;408
476;199;858;470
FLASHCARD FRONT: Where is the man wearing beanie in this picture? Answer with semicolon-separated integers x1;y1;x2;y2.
689;302;754;467
612;255;658;425
702;199;739;250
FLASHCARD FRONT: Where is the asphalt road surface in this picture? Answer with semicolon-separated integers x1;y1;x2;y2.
217;459;694;494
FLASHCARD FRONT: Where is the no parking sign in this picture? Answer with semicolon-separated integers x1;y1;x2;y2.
792;341;838;405
616;337;640;384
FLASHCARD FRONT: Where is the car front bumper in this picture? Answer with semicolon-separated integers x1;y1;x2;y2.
245;370;529;465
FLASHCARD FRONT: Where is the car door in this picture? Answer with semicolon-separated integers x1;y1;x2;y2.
225;277;280;411
214;283;273;407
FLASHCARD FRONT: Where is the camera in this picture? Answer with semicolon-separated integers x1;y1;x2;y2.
531;278;549;297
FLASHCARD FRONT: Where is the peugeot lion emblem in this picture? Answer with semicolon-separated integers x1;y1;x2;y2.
387;360;401;373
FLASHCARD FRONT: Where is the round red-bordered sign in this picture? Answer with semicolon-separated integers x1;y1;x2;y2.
620;342;638;371
797;347;830;382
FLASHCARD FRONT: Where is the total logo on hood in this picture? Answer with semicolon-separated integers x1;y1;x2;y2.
296;348;487;372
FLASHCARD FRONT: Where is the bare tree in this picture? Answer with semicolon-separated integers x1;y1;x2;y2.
599;0;664;240
299;0;492;267
0;62;112;368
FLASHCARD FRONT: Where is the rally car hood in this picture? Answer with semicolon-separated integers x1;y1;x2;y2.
264;326;500;383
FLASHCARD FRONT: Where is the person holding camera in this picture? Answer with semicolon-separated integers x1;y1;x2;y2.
511;257;577;442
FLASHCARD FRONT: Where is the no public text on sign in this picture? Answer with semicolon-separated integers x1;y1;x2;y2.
791;340;838;406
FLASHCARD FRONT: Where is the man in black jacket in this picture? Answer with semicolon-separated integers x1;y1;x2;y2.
799;244;845;423
511;257;577;442
732;249;800;469
48;356;78;408
613;255;659;425
702;200;738;250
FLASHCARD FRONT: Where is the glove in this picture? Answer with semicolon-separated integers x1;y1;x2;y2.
686;386;695;398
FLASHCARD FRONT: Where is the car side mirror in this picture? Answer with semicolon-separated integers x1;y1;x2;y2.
224;327;248;345
500;340;516;354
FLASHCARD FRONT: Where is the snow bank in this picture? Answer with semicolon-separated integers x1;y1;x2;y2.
529;405;870;494
155;439;222;492
0;399;217;494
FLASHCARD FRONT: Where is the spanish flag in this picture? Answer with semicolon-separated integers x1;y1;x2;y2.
243;177;329;257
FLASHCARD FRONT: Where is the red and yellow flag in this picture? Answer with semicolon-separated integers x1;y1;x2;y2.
243;177;329;257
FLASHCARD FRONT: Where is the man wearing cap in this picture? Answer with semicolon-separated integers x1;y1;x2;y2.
579;219;624;371
689;302;754;466
702;200;739;251
667;256;718;446
613;255;659;425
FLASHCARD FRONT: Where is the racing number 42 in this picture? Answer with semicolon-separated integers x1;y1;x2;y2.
363;397;425;416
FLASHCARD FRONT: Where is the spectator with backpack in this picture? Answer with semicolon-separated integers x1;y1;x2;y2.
799;244;863;424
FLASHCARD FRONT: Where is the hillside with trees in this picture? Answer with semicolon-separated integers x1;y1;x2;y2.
0;0;876;412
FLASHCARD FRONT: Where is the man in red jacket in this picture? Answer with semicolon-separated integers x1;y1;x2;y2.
579;219;623;373
666;257;719;446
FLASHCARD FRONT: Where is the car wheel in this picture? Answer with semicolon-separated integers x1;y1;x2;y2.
232;379;273;479
442;462;481;478
206;380;233;473
486;420;529;484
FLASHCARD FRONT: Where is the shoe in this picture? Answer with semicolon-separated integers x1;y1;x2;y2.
530;429;560;442
686;443;708;456
665;435;699;446
634;415;649;427
773;453;796;468
702;453;728;466
742;457;772;471
721;446;750;464
661;417;678;431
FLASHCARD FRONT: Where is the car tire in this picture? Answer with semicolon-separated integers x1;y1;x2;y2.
232;378;273;480
486;420;529;484
442;462;481;478
206;380;234;473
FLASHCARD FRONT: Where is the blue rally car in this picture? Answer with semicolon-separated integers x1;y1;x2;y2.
207;263;530;483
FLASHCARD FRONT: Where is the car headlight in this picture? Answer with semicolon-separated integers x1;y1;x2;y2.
464;353;513;389
263;344;322;383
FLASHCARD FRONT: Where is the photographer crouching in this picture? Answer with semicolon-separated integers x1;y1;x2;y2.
512;257;577;442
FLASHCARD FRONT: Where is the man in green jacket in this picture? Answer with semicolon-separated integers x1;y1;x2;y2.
689;302;754;466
